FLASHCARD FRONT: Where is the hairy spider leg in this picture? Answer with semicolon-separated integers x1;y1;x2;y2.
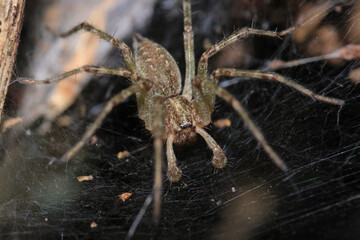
192;24;344;172
19;64;145;163
182;0;195;98
212;69;345;106
18;23;138;134
198;68;345;171
60;83;145;162
19;65;137;84
197;27;297;78
18;65;139;134
193;77;289;172
200;68;344;171
192;27;296;123
151;96;165;223
55;22;136;72
19;46;165;222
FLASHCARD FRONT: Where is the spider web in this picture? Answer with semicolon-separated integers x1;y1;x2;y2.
1;0;360;239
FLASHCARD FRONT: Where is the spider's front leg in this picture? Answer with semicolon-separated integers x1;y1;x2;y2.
18;65;137;85
19;66;144;163
191;77;228;169
18;66;139;134
197;26;297;77
192;76;288;172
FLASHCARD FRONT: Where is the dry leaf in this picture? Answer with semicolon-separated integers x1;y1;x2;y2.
77;175;93;182
119;192;132;201
90;221;97;228
213;119;231;128
117;150;130;159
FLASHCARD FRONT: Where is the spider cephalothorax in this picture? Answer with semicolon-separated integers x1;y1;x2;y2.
19;0;344;222
163;96;197;146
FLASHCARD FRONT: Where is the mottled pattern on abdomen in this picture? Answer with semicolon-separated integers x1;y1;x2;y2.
135;40;182;96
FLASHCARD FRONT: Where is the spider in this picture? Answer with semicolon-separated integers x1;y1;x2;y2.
19;0;344;222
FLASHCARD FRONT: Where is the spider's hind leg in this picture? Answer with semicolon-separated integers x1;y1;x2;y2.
151;96;165;223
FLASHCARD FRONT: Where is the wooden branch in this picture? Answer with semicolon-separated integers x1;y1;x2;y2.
0;0;26;123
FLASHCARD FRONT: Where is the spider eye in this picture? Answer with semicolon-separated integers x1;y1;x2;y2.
180;123;192;129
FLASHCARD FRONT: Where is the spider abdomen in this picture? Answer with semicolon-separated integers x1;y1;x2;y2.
135;38;199;144
135;39;181;96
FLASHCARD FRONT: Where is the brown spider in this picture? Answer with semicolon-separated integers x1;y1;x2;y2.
19;0;344;221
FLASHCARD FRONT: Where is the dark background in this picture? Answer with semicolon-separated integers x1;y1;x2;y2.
1;0;360;239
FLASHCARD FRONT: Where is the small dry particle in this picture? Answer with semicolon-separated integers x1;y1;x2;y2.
77;175;94;182
2;117;23;133
119;192;132;201
213;119;231;128
117;150;130;159
90;135;98;145
90;221;98;228
203;38;212;50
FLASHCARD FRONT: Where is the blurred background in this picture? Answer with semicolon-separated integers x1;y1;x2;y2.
1;0;360;239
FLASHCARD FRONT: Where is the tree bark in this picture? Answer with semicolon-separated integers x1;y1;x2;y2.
0;0;26;123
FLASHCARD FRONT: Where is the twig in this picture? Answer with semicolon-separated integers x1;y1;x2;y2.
266;44;360;70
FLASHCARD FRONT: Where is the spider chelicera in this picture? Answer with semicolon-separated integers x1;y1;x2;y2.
19;0;344;221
